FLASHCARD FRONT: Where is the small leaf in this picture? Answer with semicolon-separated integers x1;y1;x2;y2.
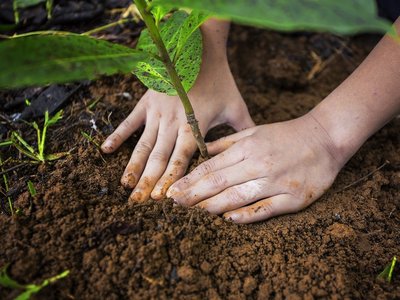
154;0;392;35
151;5;171;27
0;265;24;289
15;288;40;300
27;181;37;197
12;132;35;154
0;33;149;89
45;152;70;161
45;110;63;127
135;10;206;95
0;140;13;147
378;256;397;283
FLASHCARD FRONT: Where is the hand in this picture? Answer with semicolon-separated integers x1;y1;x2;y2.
101;59;254;202
167;113;346;224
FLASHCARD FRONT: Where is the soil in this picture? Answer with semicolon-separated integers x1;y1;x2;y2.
1;10;400;300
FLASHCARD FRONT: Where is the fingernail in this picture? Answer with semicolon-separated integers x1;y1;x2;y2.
129;190;144;202
224;213;238;222
166;187;179;198
151;189;163;200
101;139;113;150
121;173;136;189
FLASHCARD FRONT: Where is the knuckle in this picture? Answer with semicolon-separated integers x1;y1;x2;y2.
206;173;227;188
226;187;244;204
258;201;274;217
121;118;132;129
198;160;215;176
149;150;168;162
135;140;153;155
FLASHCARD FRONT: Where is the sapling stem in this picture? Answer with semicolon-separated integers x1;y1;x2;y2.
134;0;209;158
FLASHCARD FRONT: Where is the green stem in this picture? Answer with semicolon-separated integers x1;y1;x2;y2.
46;0;53;19
82;18;131;36
13;0;19;24
134;0;208;158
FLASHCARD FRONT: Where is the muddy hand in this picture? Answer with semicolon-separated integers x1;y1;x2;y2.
101;56;254;202
167;114;346;223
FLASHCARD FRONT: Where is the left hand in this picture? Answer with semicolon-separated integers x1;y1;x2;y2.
167;113;346;223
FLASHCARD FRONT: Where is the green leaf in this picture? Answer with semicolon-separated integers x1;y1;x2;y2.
378;256;397;283
135;10;206;95
154;0;392;35
0;33;149;89
15;0;45;9
151;5;171;27
0;265;24;289
0;140;13;147
0;266;70;300
27;180;37;197
12;132;35;154
45;152;70;161
45;110;63;127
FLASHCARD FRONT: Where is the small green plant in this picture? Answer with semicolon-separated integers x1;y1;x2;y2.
378;256;397;283
0;264;69;300
81;131;106;163
0;110;69;163
27;180;36;197
0;0;395;157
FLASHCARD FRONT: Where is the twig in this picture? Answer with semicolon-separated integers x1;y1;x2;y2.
337;160;389;193
0;162;27;176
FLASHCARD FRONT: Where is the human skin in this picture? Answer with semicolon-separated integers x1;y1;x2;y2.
167;17;400;223
101;20;254;202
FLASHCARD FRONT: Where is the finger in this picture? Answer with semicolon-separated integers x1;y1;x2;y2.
121;120;159;188
129;121;178;202
151;127;197;200
170;160;264;207
223;194;300;224
197;178;280;215
101;104;145;153
207;127;257;155
166;144;245;198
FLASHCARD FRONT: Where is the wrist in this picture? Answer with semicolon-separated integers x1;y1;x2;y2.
308;97;368;167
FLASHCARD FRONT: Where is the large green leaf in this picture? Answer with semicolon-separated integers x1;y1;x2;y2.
135;10;208;95
0;33;149;89
153;0;392;34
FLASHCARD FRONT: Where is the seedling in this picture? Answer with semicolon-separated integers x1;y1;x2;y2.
0;110;69;163
0;264;69;300
81;131;106;163
0;0;395;158
378;256;397;283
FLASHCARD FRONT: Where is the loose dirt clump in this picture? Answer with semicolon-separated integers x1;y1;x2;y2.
0;26;399;299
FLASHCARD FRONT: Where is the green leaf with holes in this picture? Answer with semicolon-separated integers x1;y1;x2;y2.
0;33;149;89
135;10;209;95
153;0;392;35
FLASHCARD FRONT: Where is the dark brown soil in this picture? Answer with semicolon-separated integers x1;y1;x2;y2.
1;25;399;299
